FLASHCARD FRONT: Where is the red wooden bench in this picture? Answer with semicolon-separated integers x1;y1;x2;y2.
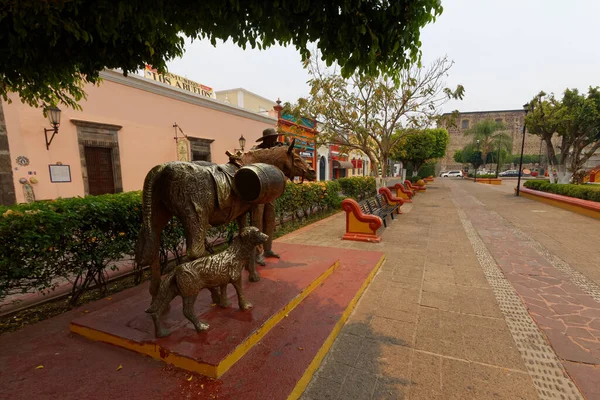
389;183;414;202
341;198;384;242
405;179;426;192
378;187;405;214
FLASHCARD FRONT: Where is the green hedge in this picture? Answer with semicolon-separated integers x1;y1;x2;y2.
336;176;376;200
0;193;143;304
0;176;372;304
467;173;498;178
523;180;600;202
406;161;436;180
274;180;342;222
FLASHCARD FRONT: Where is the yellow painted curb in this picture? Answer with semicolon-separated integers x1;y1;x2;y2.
520;191;600;220
287;254;386;400
71;259;341;378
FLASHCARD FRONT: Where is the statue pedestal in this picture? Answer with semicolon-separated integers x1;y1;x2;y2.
71;243;384;399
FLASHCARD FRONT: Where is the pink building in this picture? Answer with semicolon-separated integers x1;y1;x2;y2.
0;70;278;204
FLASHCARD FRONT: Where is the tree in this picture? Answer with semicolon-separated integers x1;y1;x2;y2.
453;149;464;165
463;144;484;171
464;120;512;170
391;128;449;176
287;55;464;177
524;92;562;183
429;128;450;160
1;0;444;110
526;88;600;183
454;144;482;171
392;131;435;176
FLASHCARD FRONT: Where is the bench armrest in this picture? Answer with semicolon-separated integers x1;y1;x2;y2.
341;199;383;231
378;187;404;205
394;183;414;197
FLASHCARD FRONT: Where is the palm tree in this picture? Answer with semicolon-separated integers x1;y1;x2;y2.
464;120;512;172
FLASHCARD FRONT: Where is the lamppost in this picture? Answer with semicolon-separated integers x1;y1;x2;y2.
516;103;531;196
238;134;246;152
495;136;502;179
474;139;480;183
44;106;62;150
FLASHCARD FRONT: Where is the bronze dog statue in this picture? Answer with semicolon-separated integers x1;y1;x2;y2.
146;227;269;338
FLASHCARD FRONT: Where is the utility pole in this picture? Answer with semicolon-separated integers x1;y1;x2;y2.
474;139;480;183
495;136;502;179
516;103;531;196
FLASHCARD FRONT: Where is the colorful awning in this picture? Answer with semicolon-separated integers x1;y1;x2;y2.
333;160;354;169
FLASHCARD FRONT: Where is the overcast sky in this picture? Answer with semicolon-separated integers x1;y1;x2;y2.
166;0;599;114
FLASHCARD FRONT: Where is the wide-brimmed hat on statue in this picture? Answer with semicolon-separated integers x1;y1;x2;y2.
255;128;282;142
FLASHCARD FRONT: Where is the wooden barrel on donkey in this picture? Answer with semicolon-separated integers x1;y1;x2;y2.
234;163;286;204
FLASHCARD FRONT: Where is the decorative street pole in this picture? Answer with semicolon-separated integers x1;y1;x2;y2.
474;139;480;183
516;103;531;196
495;136;502;179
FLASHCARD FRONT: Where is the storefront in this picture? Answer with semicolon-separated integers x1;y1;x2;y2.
328;144;352;179
2;69;277;204
276;110;318;170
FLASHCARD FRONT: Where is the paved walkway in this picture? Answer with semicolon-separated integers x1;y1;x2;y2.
278;179;600;400
1;179;599;399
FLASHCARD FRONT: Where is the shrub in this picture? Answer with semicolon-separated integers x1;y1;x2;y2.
274;180;342;222
0;192;142;304
417;162;436;179
467;173;498;179
524;180;600;202
336;176;376;200
0;176;357;304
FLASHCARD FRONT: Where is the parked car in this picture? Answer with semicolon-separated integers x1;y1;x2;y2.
441;170;463;178
499;170;522;177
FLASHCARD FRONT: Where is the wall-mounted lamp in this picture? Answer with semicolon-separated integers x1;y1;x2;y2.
44;106;62;150
239;134;246;152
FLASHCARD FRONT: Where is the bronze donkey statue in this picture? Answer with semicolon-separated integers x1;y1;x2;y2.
135;139;317;298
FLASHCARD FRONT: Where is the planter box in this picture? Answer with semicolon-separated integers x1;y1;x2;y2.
519;187;600;220
465;177;503;185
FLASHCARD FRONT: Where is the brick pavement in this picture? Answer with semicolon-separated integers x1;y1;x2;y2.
281;181;591;400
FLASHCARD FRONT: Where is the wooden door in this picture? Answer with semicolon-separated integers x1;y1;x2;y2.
84;146;115;195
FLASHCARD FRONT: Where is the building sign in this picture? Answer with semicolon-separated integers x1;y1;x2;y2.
144;65;215;98
176;138;190;161
300;151;313;158
49;164;71;183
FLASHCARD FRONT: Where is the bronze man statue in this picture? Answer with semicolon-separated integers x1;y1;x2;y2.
251;128;284;265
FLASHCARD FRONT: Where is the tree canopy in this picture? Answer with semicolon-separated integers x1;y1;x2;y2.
456;144;483;170
464;120;512;169
525;88;600;183
0;0;444;109
391;128;449;176
453;149;464;165
286;55;463;177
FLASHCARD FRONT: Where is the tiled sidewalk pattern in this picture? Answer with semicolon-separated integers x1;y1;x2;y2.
450;181;600;399
454;204;581;399
289;179;600;400
281;183;548;399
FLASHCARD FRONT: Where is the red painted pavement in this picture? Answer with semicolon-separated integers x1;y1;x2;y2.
197;248;384;399
0;244;384;400
71;243;340;369
452;184;600;399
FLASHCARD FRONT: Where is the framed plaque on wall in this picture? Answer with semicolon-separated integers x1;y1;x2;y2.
49;164;72;183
